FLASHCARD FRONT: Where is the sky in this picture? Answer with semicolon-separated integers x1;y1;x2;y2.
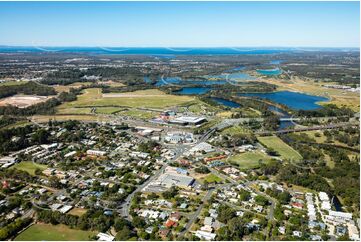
0;1;359;47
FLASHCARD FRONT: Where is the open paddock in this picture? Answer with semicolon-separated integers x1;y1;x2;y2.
14;223;96;241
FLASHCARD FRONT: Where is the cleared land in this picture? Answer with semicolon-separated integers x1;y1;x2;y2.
12;161;47;176
57;88;194;114
0;95;52;108
68;207;88;216
14;223;95;241
228;151;274;169
258;135;303;161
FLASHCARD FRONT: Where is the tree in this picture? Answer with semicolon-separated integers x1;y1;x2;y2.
255;195;268;206
132;216;146;228
116;226;132;241
217;205;235;223
32;129;50;144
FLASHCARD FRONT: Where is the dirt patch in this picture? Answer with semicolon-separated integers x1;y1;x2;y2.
0;95;53;108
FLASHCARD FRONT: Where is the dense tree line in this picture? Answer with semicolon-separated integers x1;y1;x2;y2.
0;116;21;128
0;125;34;155
37;209;115;233
0;217;32;240
296;104;354;117
0;81;56;99
276;164;331;193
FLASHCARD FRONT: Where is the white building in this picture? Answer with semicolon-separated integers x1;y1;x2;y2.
195;230;216;241
97;233;115;241
87;150;107;156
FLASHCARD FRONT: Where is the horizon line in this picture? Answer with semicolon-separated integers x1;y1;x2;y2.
0;45;359;49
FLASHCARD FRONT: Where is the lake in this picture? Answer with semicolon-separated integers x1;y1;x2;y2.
211;97;241;108
239;91;328;110
257;68;283;75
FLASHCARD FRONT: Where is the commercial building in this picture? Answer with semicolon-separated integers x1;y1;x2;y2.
169;116;207;126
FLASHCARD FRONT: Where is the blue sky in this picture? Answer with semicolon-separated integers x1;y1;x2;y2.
0;1;359;47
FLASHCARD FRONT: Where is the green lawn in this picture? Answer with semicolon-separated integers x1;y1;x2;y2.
15;224;96;241
12;161;47;176
257;135;303;161
57;107;93;115
228;151;274;169
200;174;223;183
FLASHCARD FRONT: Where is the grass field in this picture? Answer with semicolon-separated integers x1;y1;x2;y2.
94;107;126;114
57;88;194;113
15;224;96;241
118;109;157;119
200;174;223;183
12;161;47;176
258;135;302;161
301;130;327;143
228;151;274;169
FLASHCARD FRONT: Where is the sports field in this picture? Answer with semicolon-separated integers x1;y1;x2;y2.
257;135;302;161
14;223;96;241
12;161;47;176
228;151;274;169
57;88;194;113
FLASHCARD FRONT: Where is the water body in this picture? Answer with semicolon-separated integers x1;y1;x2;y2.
211;97;241;108
173;87;213;95
267;105;294;129
257;68;283;75
239;91;328;110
